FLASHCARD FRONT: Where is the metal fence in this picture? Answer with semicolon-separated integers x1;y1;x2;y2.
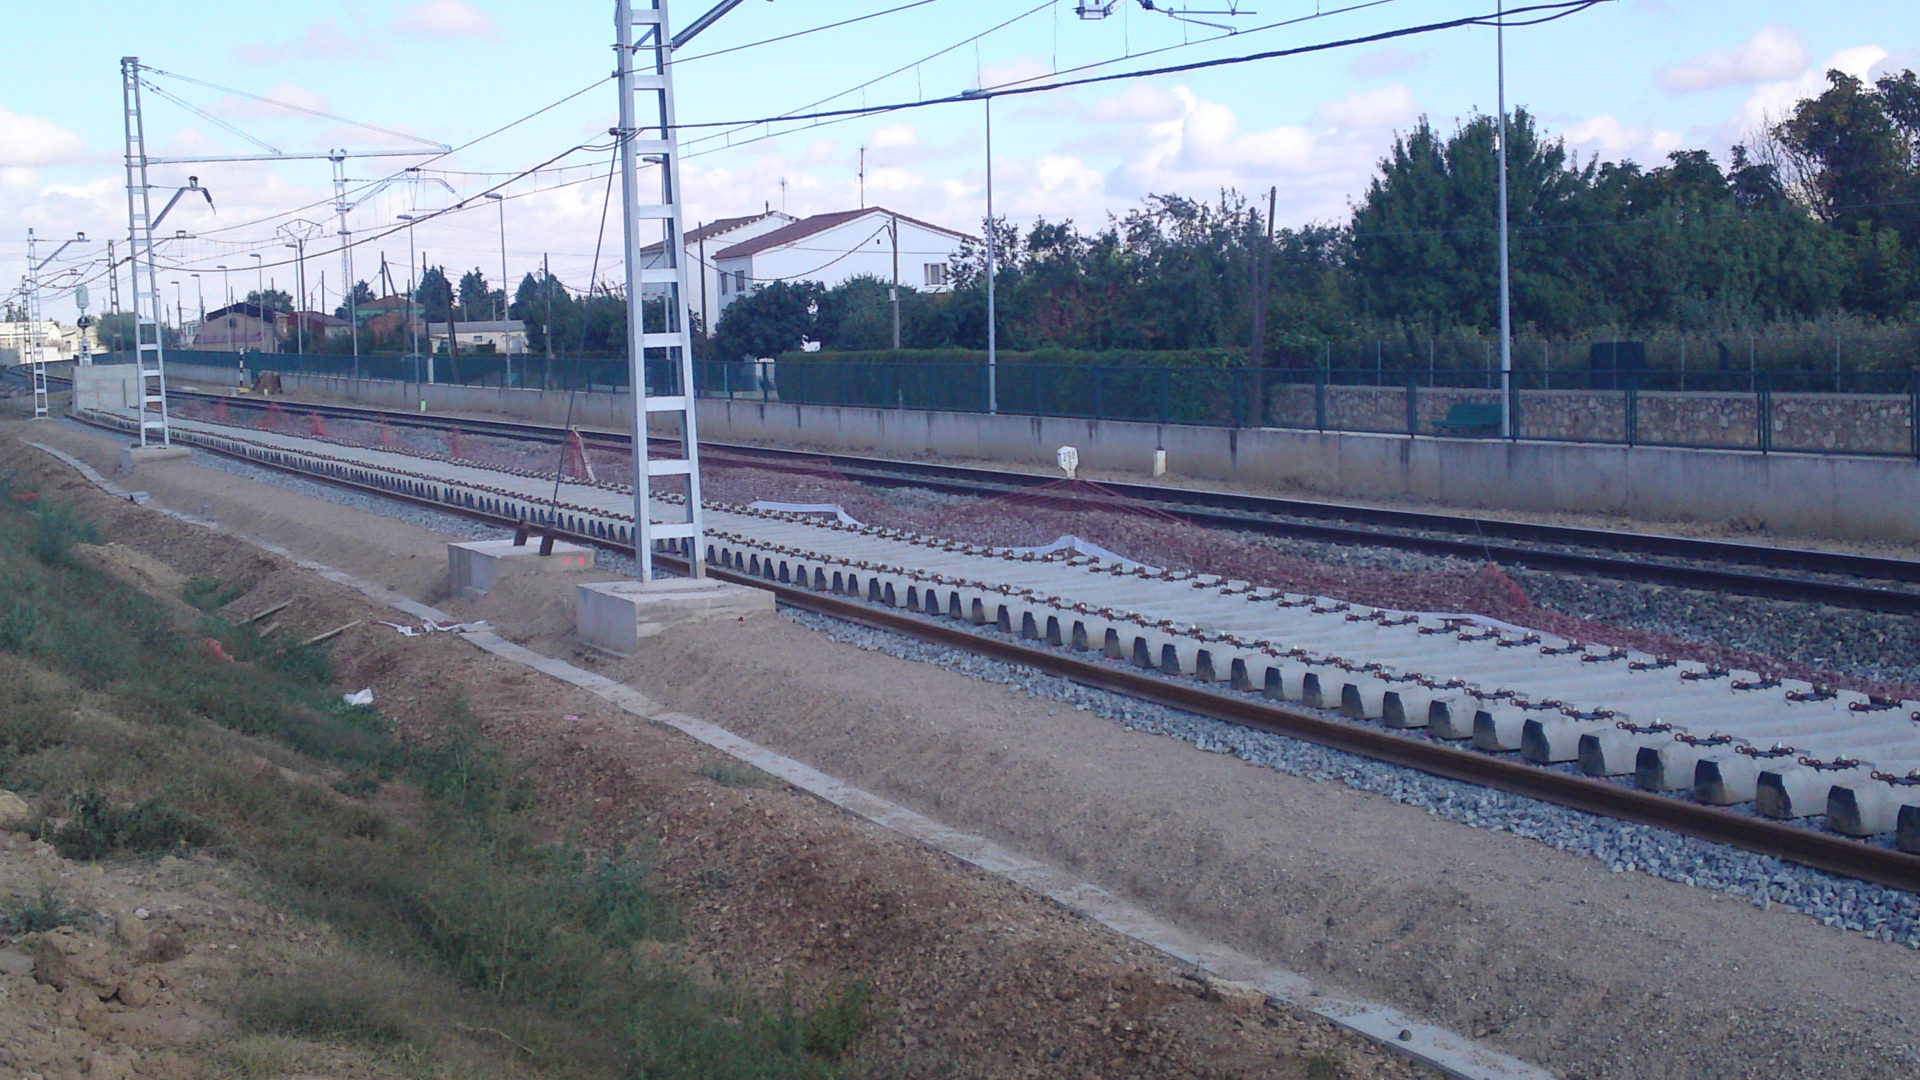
147;350;1920;460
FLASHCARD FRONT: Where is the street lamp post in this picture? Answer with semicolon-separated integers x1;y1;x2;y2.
397;214;422;367
249;252;265;353
1496;0;1513;438
170;280;182;337
960;88;997;413
284;239;308;355
484;192;509;386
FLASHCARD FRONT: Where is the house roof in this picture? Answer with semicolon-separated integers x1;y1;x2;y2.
425;320;526;334
639;211;794;256
204;302;277;321
289;311;350;329
712;207;973;261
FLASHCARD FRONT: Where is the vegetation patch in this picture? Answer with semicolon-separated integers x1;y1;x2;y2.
0;484;874;1078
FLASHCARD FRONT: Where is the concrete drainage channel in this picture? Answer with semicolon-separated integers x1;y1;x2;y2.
70;411;1920;896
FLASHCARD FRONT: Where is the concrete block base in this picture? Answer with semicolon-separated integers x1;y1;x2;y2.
450;538;596;600
575;576;775;655
118;445;191;472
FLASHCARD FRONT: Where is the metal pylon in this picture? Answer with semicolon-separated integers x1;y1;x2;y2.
616;1;704;580
121;57;171;447
25;230;49;418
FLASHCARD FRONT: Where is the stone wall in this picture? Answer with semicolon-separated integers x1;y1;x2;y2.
1264;384;1912;455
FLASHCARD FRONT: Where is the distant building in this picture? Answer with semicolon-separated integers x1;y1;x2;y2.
195;303;281;353
708;206;971;321
1;319;100;363
424;319;528;355
357;295;424;343
637;210;796;334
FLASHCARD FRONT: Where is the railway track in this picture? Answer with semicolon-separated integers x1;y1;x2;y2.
63;404;1920;894
159;387;1920;617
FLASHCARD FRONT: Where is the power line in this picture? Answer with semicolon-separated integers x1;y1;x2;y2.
668;1;1610;133
672;0;946;65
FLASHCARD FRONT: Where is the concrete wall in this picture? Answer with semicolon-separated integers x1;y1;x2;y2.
159;362;1920;542
72;363;138;415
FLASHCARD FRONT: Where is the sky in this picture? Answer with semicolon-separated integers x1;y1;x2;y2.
3;0;1916;324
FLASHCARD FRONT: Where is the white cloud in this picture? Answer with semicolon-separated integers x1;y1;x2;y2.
870;123;919;150
1314;84;1418;130
0;107;83;167
1659;26;1808;93
1562;114;1685;162
239;20;357;62
1351;47;1424;80
396;1;498;40
1731;44;1889;139
1085;85;1187;125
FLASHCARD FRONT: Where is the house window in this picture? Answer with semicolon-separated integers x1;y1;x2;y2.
734;270;747;293
923;263;950;287
718;272;729;296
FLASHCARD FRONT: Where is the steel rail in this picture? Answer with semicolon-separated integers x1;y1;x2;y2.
158;389;1920;615
63;407;1920;894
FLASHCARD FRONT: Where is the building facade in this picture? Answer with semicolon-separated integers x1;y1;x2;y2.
709;207;971;321
637;210;796;334
424;319;528;355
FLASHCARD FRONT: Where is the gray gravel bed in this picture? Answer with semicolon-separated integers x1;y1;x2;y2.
1224;520;1920;691
1510;568;1920;690
780;605;1920;947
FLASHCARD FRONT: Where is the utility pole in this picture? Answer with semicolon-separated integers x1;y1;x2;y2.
250;252;265;354
889;212;901;351
1495;0;1513;439
1248;185;1275;427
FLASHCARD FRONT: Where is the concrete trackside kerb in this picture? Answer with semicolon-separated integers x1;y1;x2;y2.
28;438;1556;1080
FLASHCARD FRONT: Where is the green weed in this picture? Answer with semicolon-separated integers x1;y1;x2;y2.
184;578;245;612
700;761;769;789
52;789;220;860
2;884;81;934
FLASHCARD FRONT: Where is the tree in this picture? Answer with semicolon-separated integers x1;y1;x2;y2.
244;288;293;312
414;266;455;323
511;270;575;356
458;269;492;321
711;281;821;362
333;279;375;320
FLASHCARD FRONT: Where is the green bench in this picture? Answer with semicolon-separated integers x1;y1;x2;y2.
1432;402;1503;435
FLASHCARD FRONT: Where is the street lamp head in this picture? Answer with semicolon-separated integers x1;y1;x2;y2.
397;214;416;222
483;193;503;201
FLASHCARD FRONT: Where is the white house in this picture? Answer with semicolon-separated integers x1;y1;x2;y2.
0;320;97;365
708;207;972;320
425;319;529;355
637;210;796;334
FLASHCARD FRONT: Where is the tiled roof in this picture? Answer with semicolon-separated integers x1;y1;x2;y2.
712;207;972;261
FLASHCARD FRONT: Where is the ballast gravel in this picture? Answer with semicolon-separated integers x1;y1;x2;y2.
158;421;1920;941
780;605;1920;946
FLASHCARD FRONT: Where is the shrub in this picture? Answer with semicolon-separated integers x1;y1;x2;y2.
2;885;81;934
52;789;220;860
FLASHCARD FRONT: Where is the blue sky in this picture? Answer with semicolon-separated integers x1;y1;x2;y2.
4;1;1916;321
